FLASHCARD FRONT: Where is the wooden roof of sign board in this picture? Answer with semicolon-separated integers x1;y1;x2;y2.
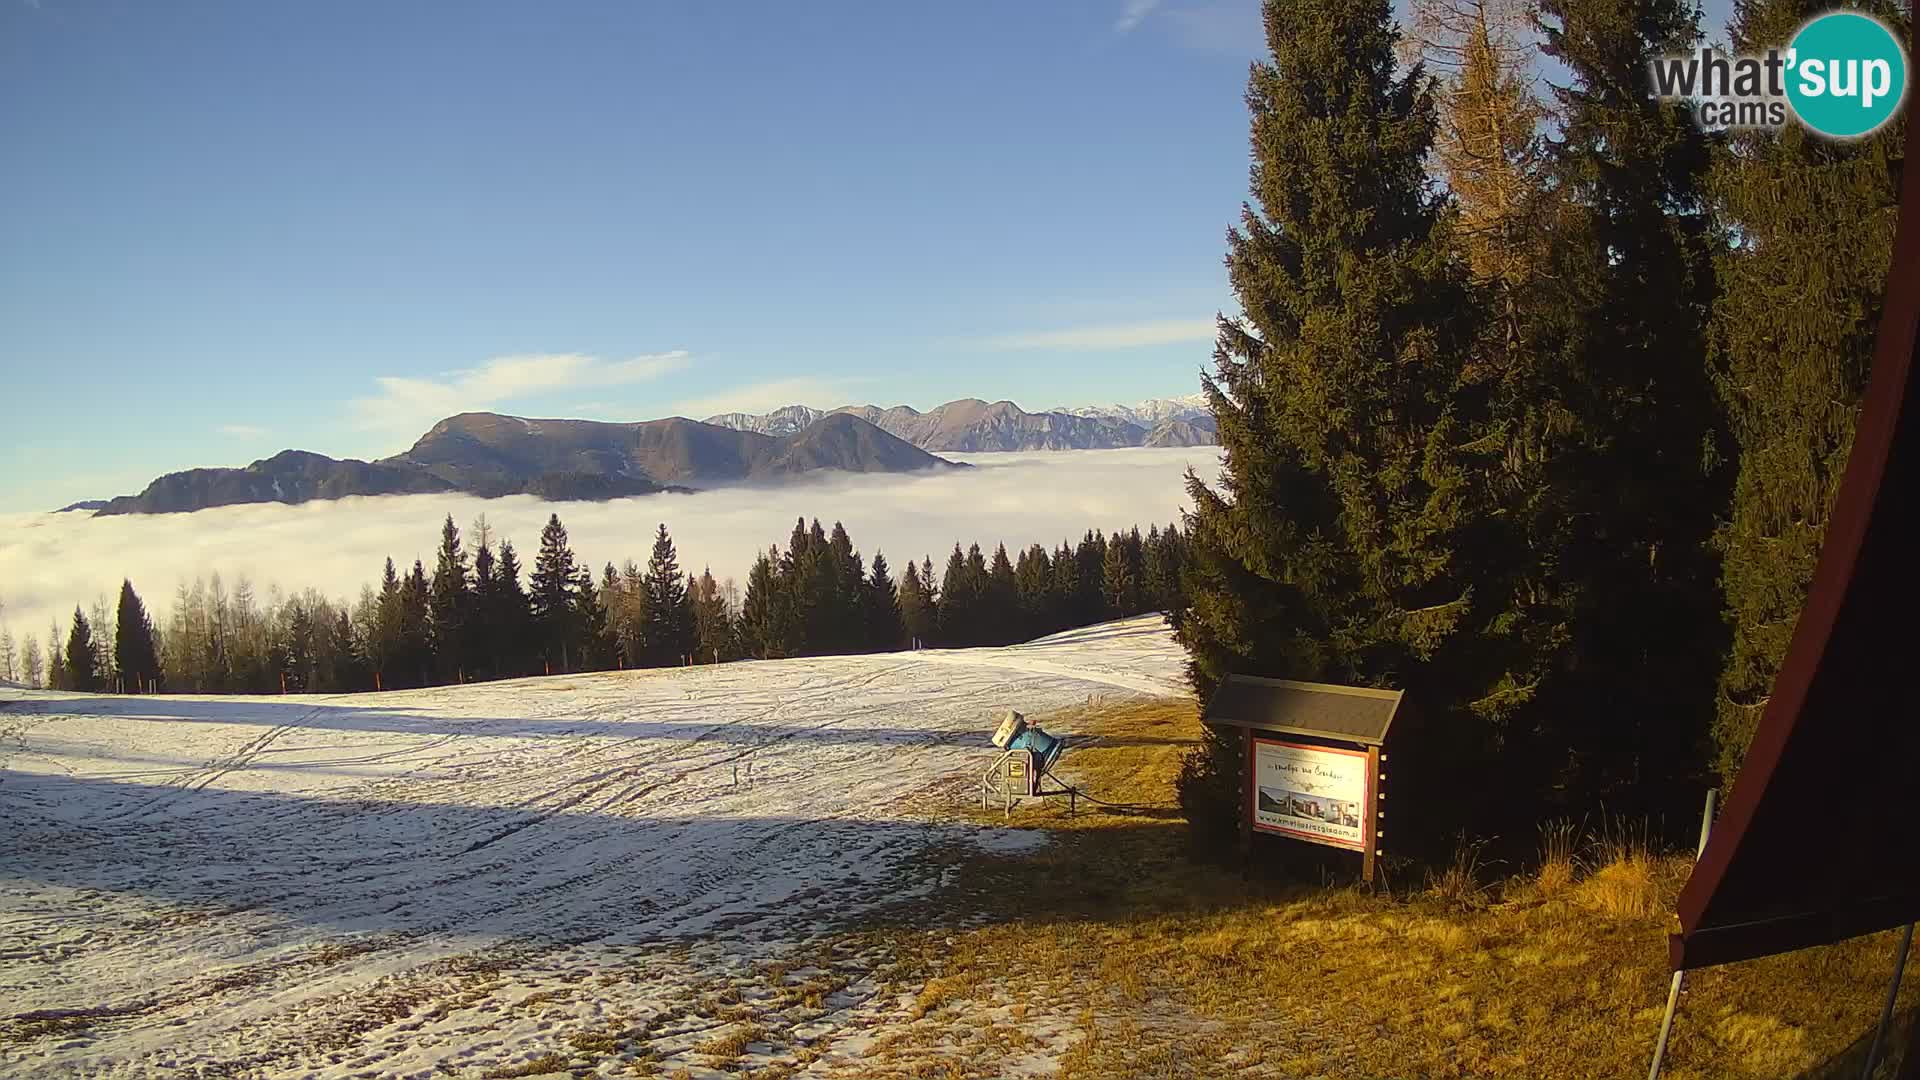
1200;675;1403;746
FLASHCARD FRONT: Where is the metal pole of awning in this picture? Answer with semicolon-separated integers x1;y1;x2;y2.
1649;788;1718;1080
1864;922;1916;1079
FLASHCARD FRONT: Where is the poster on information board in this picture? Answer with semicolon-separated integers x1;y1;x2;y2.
1250;737;1370;851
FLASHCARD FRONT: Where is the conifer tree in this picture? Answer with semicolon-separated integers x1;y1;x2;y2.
401;560;434;687
530;514;581;672
371;557;403;686
1533;0;1728;801
642;523;695;666
1176;0;1496;846
113;580;161;693
576;563;612;670
471;535;498;678
494;540;532;677
864;552;903;650
65;607;99;692
740;550;783;659
898;559;934;648
986;544;1018;643
429;515;471;681
939;545;974;647
1101;535;1142;619
1014;544;1054;639
1707;0;1909;786
693;567;735;663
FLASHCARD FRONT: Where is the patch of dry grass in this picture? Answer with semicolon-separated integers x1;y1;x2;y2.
867;695;1920;1079
481;1051;571;1078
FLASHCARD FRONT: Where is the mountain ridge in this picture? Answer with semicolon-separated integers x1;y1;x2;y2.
703;396;1218;451
94;412;959;516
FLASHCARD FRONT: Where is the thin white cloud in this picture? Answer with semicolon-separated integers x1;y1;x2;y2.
0;448;1226;642
1115;0;1162;32
351;351;691;431
216;424;268;438
669;377;869;420
1162;2;1266;55
987;319;1216;351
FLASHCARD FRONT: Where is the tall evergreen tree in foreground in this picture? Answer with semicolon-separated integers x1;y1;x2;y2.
1531;0;1726;805
65;607;100;692
1174;0;1498;848
113;580;161;693
1706;0;1909;789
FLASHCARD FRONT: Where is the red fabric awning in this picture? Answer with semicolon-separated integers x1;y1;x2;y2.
1670;123;1920;972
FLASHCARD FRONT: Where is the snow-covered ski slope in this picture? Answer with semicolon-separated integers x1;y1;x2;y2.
0;615;1186;1078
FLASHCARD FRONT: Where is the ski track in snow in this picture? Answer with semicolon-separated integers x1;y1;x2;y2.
0;616;1187;1078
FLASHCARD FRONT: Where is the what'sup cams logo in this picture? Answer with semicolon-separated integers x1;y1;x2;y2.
1651;10;1909;138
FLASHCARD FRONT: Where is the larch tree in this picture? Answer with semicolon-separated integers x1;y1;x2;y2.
23;635;44;689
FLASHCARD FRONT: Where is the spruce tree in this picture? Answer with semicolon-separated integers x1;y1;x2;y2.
65;607;99;692
372;557;403;686
1707;0;1909;786
1101;536;1141;620
113;580;161;693
530;514;581;672
401;560;434;687
429;515;471;682
740;550;782;659
494;539;532;676
985;544;1018;643
1014;544;1054;639
898;560;934;648
693;567;734;663
471;535;498;679
576;563;612;670
643;523;694;666
864;552;903;650
1533;0;1728;803
939;545;973;646
1176;0;1502;847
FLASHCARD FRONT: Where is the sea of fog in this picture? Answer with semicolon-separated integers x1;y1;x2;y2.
0;447;1225;642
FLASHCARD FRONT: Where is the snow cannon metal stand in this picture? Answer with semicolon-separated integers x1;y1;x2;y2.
981;710;1077;818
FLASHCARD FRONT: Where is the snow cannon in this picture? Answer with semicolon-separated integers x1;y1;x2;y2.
991;710;1064;771
983;710;1072;815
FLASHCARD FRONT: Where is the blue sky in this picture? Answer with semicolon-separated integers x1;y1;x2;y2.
0;0;1732;512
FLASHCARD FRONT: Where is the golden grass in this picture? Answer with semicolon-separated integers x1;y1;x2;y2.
869;695;1920;1079
481;1052;571;1078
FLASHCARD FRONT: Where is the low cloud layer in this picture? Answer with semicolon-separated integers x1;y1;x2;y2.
0;448;1223;649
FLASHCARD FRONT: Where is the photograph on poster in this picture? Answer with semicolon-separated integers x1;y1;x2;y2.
1251;738;1368;850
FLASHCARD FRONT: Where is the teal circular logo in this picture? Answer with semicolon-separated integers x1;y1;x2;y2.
1785;12;1909;138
